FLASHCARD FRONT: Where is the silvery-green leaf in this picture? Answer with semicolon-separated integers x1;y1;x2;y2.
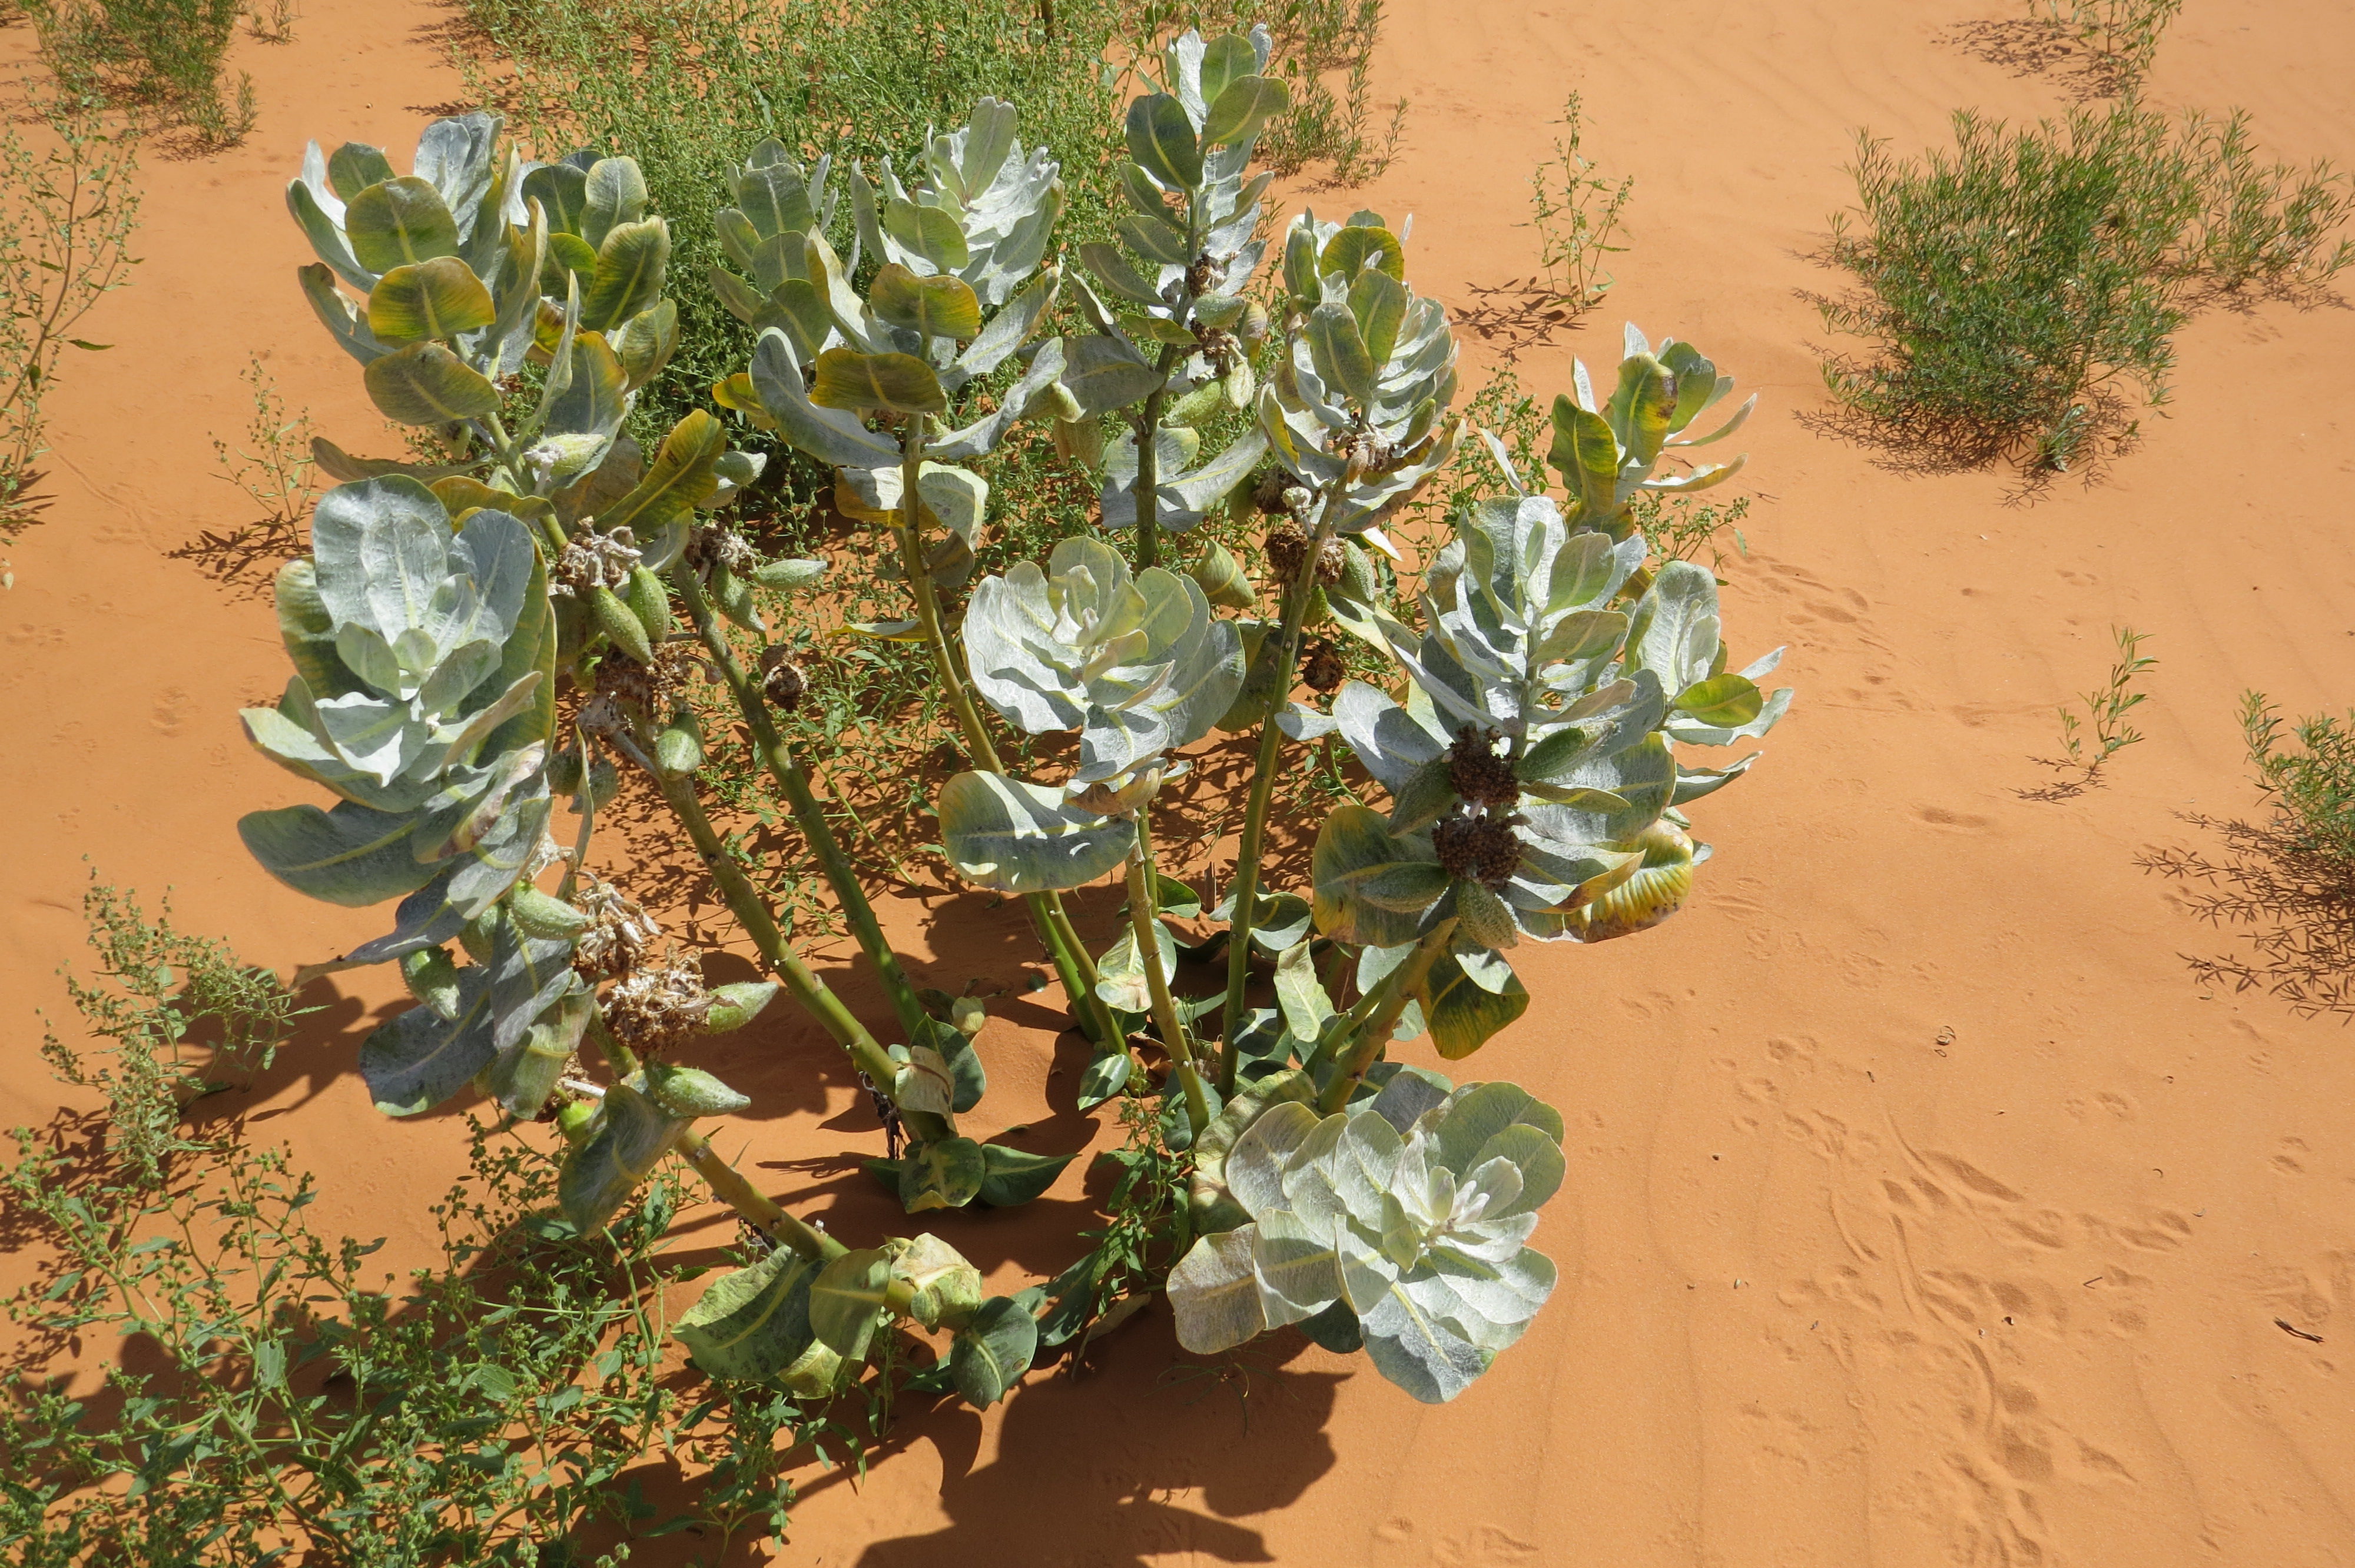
675;1245;824;1380
748;328;901;470
559;1082;686;1231
937;772;1133;893
808;1247;893;1360
361;965;495;1115
1168;1227;1268;1354
951;1295;1039;1407
239;799;435;906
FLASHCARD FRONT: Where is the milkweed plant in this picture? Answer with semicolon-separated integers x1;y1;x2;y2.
241;26;1788;1412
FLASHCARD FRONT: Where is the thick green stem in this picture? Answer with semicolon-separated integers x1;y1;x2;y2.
671;564;930;1045
677;1132;845;1261
1217;496;1343;1094
644;761;943;1139
887;418;1122;1048
588;1018;845;1261
1315;922;1455;1113
1129;344;1183;573
1127;817;1209;1134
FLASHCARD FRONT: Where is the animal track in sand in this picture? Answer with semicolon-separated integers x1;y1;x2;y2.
1916;805;1995;830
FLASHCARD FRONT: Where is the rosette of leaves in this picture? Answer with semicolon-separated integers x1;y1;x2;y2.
674;1231;1039;1410
706;139;840;354
719;101;1069;610
1293;424;1787;1059
1261;209;1463;540
286;113;679;521
1167;1071;1565;1404
1052;27;1292;561
233;477;585;1113
937;536;1243;895
1491;322;1756;539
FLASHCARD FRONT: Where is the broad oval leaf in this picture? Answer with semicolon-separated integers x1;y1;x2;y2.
346;176;462;273
364;341;502;425
951;1295;1039;1407
937;772;1133;893
869;262;981;341
810;348;947;414
366;256;495;344
1126;92;1204;190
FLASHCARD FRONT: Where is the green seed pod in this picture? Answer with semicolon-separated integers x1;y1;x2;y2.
1454;879;1520;951
509;883;591;939
589;584;654;665
556;1097;600;1146
1188;541;1256;612
653;706;704;778
580;756;620;814
399;945;463;1019
642;1062;751;1118
622;564;673;647
459;906;500;964
709;562;762;632
749;556;828;592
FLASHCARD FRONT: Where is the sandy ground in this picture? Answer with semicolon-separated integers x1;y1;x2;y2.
5;0;2354;1561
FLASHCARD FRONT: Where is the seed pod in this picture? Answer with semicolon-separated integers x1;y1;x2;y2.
710;560;763;632
1454;879;1520;950
1189;541;1256;612
399;945;463;1019
622;564;672;647
582;755;620;813
653;706;704;778
589;584;654;665
555;1097;599;1145
509;883;592;940
459;906;501;964
1301;639;1345;694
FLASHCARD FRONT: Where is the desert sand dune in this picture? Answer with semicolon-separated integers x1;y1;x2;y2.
3;0;2351;1562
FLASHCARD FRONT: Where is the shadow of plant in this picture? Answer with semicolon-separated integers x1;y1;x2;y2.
2139;813;2355;1019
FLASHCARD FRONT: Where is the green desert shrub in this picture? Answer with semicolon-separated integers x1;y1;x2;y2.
22;0;256;145
1819;98;2353;473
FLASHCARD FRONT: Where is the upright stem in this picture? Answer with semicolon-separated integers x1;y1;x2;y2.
887;418;1122;1048
645;761;949;1140
1127;816;1209;1134
671;564;929;1045
1314;921;1455;1114
588;1018;845;1261
1217;496;1342;1094
1129;344;1182;573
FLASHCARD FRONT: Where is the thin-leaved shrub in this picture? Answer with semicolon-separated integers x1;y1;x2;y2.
1820;98;2354;473
0;85;141;540
23;0;257;146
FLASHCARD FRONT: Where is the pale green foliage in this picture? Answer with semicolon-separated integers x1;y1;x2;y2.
1291;337;1789;1058
1167;1072;1565;1403
940;537;1242;892
735;99;1069;481
1058;26;1288;534
1265;210;1462;537
966;536;1243;775
286;112;682;497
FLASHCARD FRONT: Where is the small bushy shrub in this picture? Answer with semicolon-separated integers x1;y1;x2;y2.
24;0;257;145
0;85;141;541
1820;98;2354;473
2244;695;2355;876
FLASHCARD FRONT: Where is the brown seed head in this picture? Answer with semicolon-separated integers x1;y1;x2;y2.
1251;468;1292;515
761;649;807;714
1447;724;1520;808
602;960;714;1056
1432;808;1527;891
1302;639;1346;694
1263;520;1309;584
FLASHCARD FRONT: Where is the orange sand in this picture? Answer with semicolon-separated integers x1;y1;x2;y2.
5;0;2354;1562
